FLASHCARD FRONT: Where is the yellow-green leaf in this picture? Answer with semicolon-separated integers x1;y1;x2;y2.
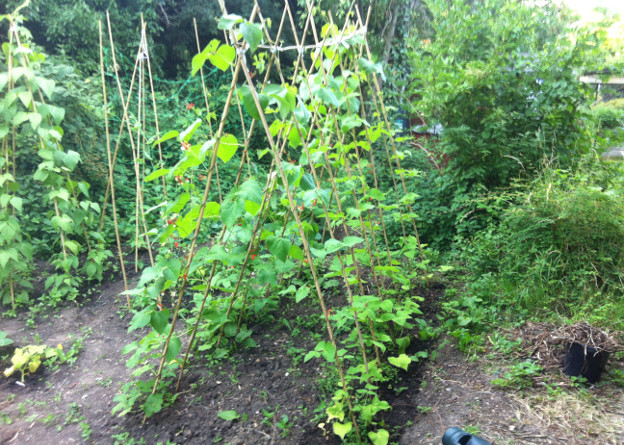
388;353;411;371
333;422;352;440
368;429;389;445
217;410;240;421
217;134;238;164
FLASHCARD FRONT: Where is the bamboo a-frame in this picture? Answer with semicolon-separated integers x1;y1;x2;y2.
100;0;428;435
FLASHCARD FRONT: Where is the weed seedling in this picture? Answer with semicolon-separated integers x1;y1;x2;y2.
417;405;432;414
491;360;542;390
80;421;92;441
276;414;294;438
65;402;85;424
0;412;12;424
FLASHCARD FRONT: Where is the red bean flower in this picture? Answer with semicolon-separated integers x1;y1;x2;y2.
186;103;194;110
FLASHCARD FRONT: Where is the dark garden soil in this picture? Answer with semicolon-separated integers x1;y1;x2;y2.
1;263;623;444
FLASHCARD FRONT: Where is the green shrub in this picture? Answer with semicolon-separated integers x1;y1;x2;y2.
591;103;624;129
461;159;624;323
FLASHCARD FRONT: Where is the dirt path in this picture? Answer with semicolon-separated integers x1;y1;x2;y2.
401;341;624;445
1;273;623;444
0;278;140;444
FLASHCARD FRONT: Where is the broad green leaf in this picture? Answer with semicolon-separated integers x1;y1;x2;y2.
204;201;221;218
47;104;65;124
240;22;263;53
326;403;345;421
360;397;391;422
153;130;179;146
36;77;56;99
388;353;411;371
287;125;302;148
128;309;152;332
220;196;245;227
165;335;182;362
12;111;29;127
54;150;80;171
268;236;291;262
244;200;261;216
295;285;310;303
0;249;18;268
324;238;345;254
143;392;164;418
205;245;229;262
239;84;268;120
166;192;190;215
358;58;386;82
341;114;365;132
150;309;170;334
209;44;235;71
257;268;277;285
65;240;80;255
17;91;32;108
217;410;240;421
316;341;336;363
299;173;315;191
238;179;262;204
162;258;181;282
304;350;320;362
28;112;42;129
368;429;389;445
217;134;238;163
316;87;339;107
50;188;70;201
310;246;327;259
191;40;218;77
293;100;311;125
333;422;352;440
177;205;201;238
289;244;303;261
145;168;170;182
367;189;386;201
342;236;363;248
0;331;14;347
191;53;207;77
218;13;243;30
51;214;74;233
192;40;235;74
0;173;15;188
9;197;22;213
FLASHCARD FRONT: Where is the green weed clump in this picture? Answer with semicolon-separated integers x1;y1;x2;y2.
461;161;624;328
592;99;624;130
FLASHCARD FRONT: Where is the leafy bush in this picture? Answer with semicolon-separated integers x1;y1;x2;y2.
401;0;610;248
592;106;624;130
461;158;624;324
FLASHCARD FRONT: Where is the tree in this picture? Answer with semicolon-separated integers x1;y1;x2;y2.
408;0;604;190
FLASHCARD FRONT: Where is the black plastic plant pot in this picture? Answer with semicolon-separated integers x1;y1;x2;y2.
563;342;610;384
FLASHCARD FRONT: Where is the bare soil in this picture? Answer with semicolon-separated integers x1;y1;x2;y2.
1;268;624;444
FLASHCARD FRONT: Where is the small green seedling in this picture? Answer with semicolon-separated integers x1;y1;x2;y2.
0;331;13;347
3;344;63;381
